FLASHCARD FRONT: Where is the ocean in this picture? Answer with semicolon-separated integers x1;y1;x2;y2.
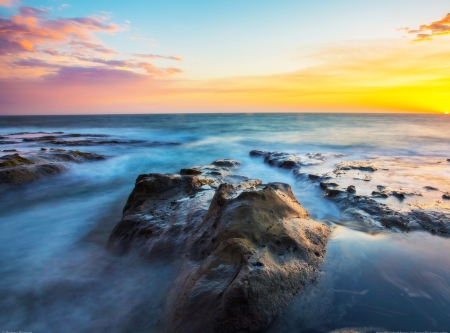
1;113;449;332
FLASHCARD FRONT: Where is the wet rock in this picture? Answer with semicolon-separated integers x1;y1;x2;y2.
0;150;105;184
347;185;356;193
2;149;17;152
0;141;18;145
249;150;267;157
180;167;202;175
107;161;330;333
335;161;377;172
250;150;302;170
40;148;47;151
211;158;241;167
371;190;389;198
0;154;33;167
320;182;339;190
443;192;450;200
308;174;322;180
326;188;343;197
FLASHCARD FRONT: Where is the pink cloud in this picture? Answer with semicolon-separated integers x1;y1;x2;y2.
69;41;117;54
0;0;14;7
74;56;183;75
18;6;48;17
0;7;118;54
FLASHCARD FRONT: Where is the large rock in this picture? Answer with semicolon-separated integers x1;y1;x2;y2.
107;160;331;333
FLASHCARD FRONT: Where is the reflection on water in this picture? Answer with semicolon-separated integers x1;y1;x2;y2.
1;114;450;331
268;228;450;332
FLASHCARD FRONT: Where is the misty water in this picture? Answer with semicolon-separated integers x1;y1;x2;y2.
1;114;450;332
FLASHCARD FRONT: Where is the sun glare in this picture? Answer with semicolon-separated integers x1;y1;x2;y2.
445;111;449;115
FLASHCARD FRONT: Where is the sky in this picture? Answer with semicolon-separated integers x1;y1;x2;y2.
0;0;450;114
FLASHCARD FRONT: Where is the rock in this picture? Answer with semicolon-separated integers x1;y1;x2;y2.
326;188;343;197
424;186;439;191
211;159;241;167
0;164;66;184
335;161;377;172
347;185;356;193
320;182;339;190
0;154;33;167
249;150;267;157
2;149;17;152
180;167;202;175
0;150;105;184
40;148;47;151
308;174;322;180
447;159;450;162
371;190;389;198
0;141;18;145
443;192;450;200
107;161;330;333
250;150;302;170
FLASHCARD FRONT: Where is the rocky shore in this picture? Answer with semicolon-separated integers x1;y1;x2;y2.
250;150;450;236
107;159;331;332
0;149;105;185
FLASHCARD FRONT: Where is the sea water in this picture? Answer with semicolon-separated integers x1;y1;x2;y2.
0;113;449;332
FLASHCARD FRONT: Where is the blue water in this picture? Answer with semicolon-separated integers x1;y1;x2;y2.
0;114;449;332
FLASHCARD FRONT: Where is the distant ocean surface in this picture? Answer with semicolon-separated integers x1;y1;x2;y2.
1;113;450;332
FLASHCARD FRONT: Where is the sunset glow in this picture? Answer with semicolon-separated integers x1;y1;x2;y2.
1;0;450;114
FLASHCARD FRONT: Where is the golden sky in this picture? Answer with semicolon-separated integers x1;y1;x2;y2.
0;1;449;114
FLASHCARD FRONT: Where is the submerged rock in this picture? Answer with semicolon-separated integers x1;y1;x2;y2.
211;158;241;167
0;150;105;184
107;160;330;333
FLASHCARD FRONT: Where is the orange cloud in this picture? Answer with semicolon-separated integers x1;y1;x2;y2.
404;13;450;41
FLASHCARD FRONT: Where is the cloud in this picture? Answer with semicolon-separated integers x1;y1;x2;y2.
133;53;183;61
0;0;14;7
0;5;184;81
18;6;48;17
0;7;118;54
403;13;450;41
74;56;183;75
69;41;117;54
14;58;60;68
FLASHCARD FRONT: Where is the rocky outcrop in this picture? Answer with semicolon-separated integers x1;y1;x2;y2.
107;160;331;333
250;150;450;237
0;150;105;184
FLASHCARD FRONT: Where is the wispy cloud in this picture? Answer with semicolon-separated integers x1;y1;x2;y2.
133;53;182;61
403;13;450;41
